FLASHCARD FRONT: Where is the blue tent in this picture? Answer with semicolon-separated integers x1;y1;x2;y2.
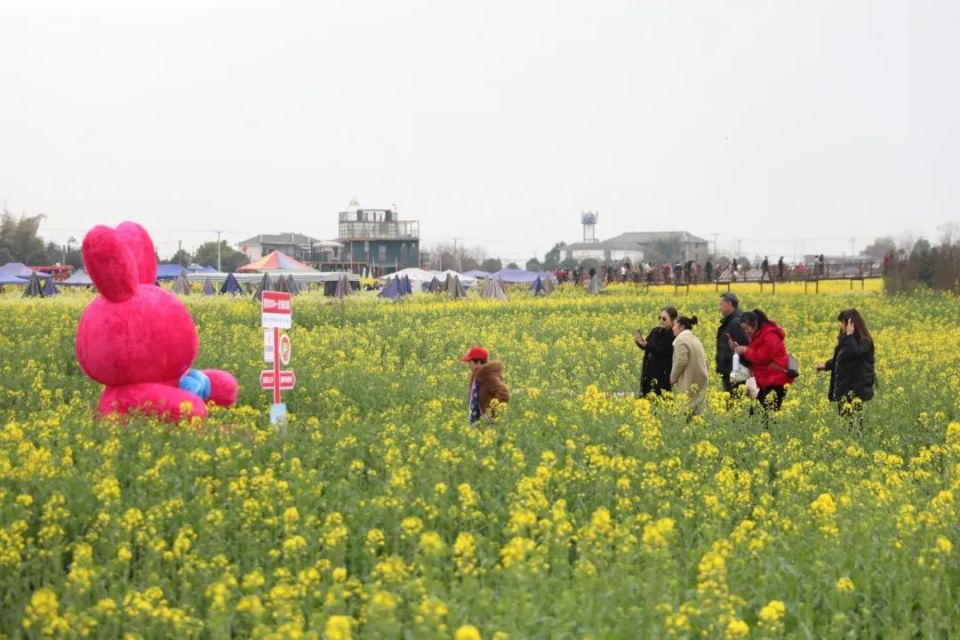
402;275;413;295
1;263;54;285
0;270;27;285
531;275;546;295
219;273;242;295
23;272;45;297
42;276;59;296
492;268;541;284
188;263;219;273
379;276;402;300
156;264;187;280
202;278;217;296
60;270;93;286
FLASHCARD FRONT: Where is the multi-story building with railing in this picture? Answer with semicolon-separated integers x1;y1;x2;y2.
337;198;419;274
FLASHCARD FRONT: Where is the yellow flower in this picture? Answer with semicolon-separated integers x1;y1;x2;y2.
420;531;446;556
324;614;352;640
726;618;749;637
935;535;952;555
236;595;264;616
836;576;855;592
759;599;786;623
401;517;424;537
283;535;308;554
455;624;482;640
809;493;837;518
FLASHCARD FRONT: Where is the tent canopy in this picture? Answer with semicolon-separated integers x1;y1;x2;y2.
237;250;317;273
60;269;93;286
480;277;507;300
219;273;243;295
172;272;191;295
1;263;54;283
0;271;27;285
156;263;186;280
433;270;477;288
379;276;402;300
1;262;36;278
493;269;553;284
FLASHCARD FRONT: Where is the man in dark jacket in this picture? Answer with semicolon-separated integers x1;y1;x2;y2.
716;292;748;393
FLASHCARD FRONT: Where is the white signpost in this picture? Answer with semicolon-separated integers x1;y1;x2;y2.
260;291;294;425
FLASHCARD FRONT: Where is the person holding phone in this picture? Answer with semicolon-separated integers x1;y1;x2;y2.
731;309;792;411
634;307;677;396
816;309;875;421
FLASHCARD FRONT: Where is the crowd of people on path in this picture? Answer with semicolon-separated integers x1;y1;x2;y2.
552;255;841;287
461;290;877;426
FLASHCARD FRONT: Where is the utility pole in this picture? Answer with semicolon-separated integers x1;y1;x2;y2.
850;237;856;258
215;230;223;271
453;237;463;272
712;233;719;259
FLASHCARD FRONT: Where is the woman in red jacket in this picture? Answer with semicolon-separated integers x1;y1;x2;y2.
731;309;792;410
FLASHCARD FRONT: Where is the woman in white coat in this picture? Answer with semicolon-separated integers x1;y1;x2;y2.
670;315;710;415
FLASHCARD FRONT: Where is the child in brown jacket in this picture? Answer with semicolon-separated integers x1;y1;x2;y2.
461;346;511;423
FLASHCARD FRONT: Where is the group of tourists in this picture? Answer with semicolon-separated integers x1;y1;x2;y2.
634;292;877;419
460;291;876;425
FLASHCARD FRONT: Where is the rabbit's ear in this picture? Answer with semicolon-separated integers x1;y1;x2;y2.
116;222;158;284
82;225;139;302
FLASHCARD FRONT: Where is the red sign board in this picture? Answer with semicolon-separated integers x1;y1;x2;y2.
260;370;296;390
262;291;292;328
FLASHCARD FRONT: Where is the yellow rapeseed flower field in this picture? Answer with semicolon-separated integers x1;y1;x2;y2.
1;282;959;638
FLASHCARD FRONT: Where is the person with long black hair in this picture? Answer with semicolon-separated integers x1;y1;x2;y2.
816;308;875;418
634;307;677;396
731;309;793;411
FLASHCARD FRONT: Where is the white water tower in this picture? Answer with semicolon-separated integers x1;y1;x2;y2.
581;211;599;243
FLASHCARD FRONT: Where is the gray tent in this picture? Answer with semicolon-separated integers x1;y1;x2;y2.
286;275;301;295
275;275;291;294
23;272;44;298
428;276;443;293
480;277;507;300
202;278;217;296
448;275;466;299
172;272;191;295
544;275;556;294
253;273;274;301
334;272;353;299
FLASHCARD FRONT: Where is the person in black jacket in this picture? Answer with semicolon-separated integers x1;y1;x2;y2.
716;292;749;394
816;308;875;420
634;306;677;396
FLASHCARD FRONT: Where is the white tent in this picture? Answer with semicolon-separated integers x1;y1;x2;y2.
431;270;477;289
379;268;435;292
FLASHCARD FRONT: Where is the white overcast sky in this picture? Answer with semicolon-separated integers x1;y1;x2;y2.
1;0;956;263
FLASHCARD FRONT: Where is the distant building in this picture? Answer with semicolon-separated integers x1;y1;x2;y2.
238;233;318;262
337;198;420;274
564;231;710;264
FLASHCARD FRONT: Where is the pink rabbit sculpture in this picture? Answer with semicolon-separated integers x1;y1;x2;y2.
76;222;238;421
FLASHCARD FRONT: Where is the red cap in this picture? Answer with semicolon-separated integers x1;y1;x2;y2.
460;346;489;362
